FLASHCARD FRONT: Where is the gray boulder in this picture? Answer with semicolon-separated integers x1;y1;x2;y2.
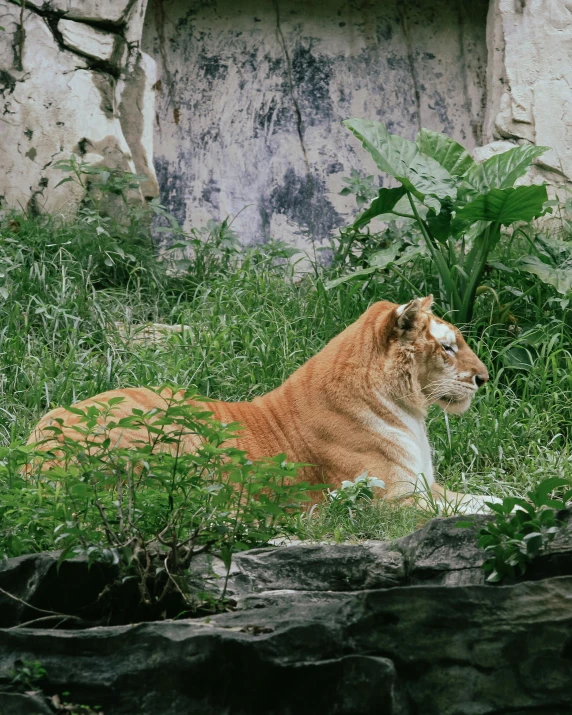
1;514;572;714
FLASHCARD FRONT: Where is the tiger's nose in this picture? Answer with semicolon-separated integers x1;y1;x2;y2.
474;373;488;389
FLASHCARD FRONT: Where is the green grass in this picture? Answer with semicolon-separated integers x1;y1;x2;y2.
295;499;422;543
1;209;571;546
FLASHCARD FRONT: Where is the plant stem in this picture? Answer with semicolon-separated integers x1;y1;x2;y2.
388;264;423;295
406;193;462;313
461;223;496;324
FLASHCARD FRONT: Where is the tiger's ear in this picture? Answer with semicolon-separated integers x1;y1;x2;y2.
420;294;433;311
395;296;431;335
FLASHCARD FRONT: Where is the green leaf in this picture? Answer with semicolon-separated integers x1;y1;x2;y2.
509;497;536;516
416;128;475;177
487;260;513;273
54;177;76;189
353;187;407;229
454;185;549;226
368;243;402;268
426;201;453;243
343;118;457;207
324;243;423;289
463;144;549;192
324;266;379;289
517;255;572;295
500;345;535;370
529;477;572;505
391;245;425;266
523;532;543;554
485;501;511;516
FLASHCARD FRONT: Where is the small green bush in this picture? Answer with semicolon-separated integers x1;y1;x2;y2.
1;390;315;609
459;477;572;582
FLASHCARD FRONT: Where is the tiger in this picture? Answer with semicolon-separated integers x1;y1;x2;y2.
28;296;495;513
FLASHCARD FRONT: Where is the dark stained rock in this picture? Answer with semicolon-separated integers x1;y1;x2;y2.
2;514;572;714
0;692;53;714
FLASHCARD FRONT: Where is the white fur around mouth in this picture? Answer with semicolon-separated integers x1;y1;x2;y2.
437;393;473;414
457;380;477;392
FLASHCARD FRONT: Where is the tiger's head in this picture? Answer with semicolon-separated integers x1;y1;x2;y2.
381;296;489;414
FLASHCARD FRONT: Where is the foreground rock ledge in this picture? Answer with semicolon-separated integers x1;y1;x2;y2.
2;515;572;715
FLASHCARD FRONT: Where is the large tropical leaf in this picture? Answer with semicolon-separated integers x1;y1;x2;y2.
353;187;407;229
367;243;402;268
324;266;379;289
343;119;457;209
454;185;549;226
517;255;572;294
369;243;424;268
426;198;455;244
416;128;475;177
324;244;424;289
463;144;548;192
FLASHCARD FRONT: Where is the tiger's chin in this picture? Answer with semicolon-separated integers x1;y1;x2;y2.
437;394;473;414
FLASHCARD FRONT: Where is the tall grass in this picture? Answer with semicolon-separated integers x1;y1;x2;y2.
1;208;571;543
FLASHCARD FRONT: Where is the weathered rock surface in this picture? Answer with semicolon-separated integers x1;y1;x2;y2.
142;0;490;245
24;0;134;24
58;19;126;65
2;514;572;713
485;0;572;183
0;0;158;215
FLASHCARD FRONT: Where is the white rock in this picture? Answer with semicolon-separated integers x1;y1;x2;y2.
58;18;118;63
0;0;138;214
125;0;150;45
485;0;572;180
141;0;491;244
25;0;133;24
117;51;160;199
2;0;572;236
472;140;517;164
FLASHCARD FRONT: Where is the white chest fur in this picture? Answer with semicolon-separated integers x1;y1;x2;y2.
362;398;434;488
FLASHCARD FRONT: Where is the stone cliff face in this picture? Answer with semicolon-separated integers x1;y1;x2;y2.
141;0;489;246
1;0;571;246
0;0;158;214
2;515;572;714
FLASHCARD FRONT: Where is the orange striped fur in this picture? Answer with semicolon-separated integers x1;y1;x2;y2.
28;297;494;512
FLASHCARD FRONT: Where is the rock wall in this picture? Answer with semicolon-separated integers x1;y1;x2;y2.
484;0;572;182
141;0;489;246
0;0;158;214
1;0;571;246
2;514;572;713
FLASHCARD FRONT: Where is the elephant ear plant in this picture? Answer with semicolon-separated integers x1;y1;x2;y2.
331;119;551;324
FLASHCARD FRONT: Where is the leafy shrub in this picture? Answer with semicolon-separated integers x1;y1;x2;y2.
459;477;572;582
327;472;386;516
338;168;379;208
507;227;572;298
295;473;420;543
162;216;242;282
7;659;47;692
1;391;315;612
331;120;551;323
